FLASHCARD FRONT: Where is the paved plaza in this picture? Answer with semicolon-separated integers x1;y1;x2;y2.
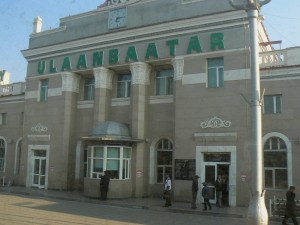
0;187;283;225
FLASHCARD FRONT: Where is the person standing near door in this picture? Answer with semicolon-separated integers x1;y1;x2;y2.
215;175;223;208
202;182;212;211
163;174;172;207
222;174;229;206
191;175;199;209
100;171;110;201
282;186;299;225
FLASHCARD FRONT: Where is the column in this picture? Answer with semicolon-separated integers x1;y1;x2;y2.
171;56;184;136
93;67;114;125
130;62;151;197
61;72;81;189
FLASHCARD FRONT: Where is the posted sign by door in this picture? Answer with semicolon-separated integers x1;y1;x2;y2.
136;170;142;178
241;174;247;182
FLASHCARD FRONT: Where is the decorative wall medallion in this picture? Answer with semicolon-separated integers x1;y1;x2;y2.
200;116;232;129
31;123;48;133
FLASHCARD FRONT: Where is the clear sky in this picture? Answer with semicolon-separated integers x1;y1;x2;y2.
0;0;299;83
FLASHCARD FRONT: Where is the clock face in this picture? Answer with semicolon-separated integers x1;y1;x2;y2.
108;7;127;29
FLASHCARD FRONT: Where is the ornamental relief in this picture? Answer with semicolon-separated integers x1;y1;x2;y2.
200;116;232;129
172;56;184;81
31;123;48;133
98;0;141;9
130;62;151;85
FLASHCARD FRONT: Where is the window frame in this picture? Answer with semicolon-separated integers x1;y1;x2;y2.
155;69;174;96
0;113;7;125
87;145;132;180
0;139;6;172
264;137;288;190
83;77;95;101
156;139;173;184
14;139;22;175
207;58;224;88
39;79;49;102
263;95;282;114
117;74;131;98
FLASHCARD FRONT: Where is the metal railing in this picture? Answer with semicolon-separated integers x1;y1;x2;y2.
269;196;300;217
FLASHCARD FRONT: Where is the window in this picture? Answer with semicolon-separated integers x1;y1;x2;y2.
15;140;22;175
84;78;95;100
117;74;131;98
0;113;7;125
84;148;88;178
20;112;24;125
40;79;49;102
264;95;282;114
156;69;174;95
87;146;131;180
156;139;173;183
207;58;224;88
0;139;5;172
264;137;287;189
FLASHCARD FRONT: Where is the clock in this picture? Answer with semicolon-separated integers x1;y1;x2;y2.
108;7;127;29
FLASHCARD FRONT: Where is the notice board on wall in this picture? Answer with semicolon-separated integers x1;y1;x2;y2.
174;159;196;180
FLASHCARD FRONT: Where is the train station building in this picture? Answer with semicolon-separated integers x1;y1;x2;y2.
1;0;300;206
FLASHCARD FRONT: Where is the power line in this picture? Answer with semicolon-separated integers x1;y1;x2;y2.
263;20;298;47
263;13;300;21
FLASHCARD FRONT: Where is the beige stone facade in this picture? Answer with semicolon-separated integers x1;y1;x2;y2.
0;0;299;207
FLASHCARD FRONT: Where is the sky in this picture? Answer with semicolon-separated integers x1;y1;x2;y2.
0;0;300;83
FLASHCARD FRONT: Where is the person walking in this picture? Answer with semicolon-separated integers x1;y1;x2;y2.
215;175;223;208
282;186;299;225
191;175;199;209
202;182;212;211
100;171;110;201
163;174;172;207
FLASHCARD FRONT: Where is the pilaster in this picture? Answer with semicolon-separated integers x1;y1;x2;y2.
129;62;151;197
61;72;81;93
93;67;114;124
171;56;184;81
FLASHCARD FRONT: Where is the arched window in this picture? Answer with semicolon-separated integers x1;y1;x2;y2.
156;139;173;183
264;137;287;189
0;139;5;172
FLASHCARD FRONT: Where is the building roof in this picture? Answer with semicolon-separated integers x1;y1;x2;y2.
81;121;143;143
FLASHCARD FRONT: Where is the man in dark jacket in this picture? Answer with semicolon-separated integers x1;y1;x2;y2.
282;186;299;225
202;182;212;211
191;175;199;209
215;175;223;208
100;171;110;200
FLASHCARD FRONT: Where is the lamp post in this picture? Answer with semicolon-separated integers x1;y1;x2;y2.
228;0;271;225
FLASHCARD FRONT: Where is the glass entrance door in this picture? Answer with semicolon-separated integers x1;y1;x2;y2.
32;150;46;189
204;164;217;203
202;153;230;205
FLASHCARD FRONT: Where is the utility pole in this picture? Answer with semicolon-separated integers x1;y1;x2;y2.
228;0;271;225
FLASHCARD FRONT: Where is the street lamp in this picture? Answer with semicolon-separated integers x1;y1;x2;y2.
228;0;271;225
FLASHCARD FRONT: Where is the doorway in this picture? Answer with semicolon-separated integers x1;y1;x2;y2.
32;150;46;189
203;163;229;205
196;146;237;206
200;152;231;205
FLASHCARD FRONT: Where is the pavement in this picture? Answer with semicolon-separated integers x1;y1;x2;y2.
0;185;282;222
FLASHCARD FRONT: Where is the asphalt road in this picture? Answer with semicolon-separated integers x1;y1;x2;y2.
0;193;283;225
